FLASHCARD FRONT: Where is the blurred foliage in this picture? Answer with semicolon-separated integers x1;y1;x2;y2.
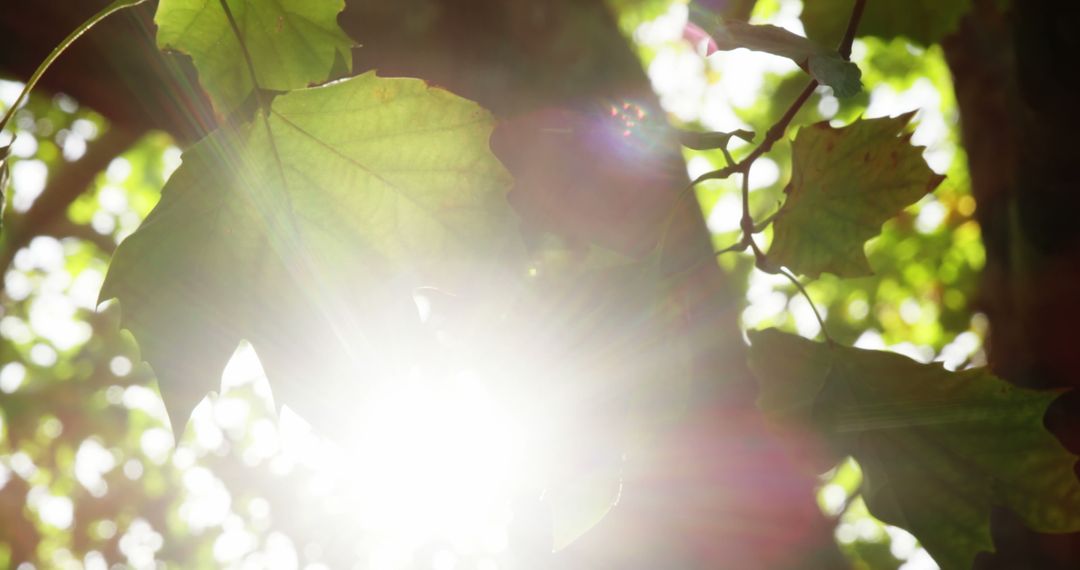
0;0;1003;568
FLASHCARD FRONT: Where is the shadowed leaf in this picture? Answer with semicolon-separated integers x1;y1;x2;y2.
748;329;1080;570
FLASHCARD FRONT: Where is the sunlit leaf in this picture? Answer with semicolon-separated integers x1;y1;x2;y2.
101;72;514;435
801;0;973;47
155;0;354;114
747;329;1080;570
768;113;944;277
711;20;862;97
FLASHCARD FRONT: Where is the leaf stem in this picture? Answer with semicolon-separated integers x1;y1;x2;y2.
777;266;833;344
0;0;149;134
217;0;271;114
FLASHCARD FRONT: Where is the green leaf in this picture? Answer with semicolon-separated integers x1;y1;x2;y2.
747;329;1080;570
712;19;862;97
768;113;944;277
101;72;514;435
155;0;354;114
678;128;755;151
800;0;973;47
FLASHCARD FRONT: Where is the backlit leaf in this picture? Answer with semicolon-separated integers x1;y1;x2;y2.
747;329;1080;570
768;113;944;277
155;0;354;114
101;72;514;435
711;19;862;97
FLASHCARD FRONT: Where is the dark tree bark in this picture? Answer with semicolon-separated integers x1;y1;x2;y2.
945;0;1080;567
1;1;845;568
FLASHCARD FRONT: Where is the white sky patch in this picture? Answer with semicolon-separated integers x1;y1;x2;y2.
11;132;37;158
887;525;920;560
180;466;232;532
789;292;825;339
98;185;129;214
742;269;792;328
29;486;74;529
649;47;708;122
28;236;65;272
0;362;27;393
900;548;940;570
106;156;132;183
163;146;182;179
866;79;953;174
110;355;133;376
915;198;947;234
0;79;25;107
123;385;168;421
634;1;687;45
11;159;48;211
854;329;886;350
707;192;743;233
72;268;105;310
75;438;116;497
748;157;780;190
140;427;175;464
222;342;267;390
29;292;92;350
119;518;164;570
937;331;981;370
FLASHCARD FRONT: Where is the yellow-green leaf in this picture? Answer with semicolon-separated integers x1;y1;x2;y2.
747;329;1080;570
101;72;514;435
155;0;354;114
768;113;944;277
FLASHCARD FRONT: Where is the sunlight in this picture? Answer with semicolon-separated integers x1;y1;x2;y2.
344;374;523;554
218;333;537;568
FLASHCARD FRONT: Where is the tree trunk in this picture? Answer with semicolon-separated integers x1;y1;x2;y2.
945;0;1080;567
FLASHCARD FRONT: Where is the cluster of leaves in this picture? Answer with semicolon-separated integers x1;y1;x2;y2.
1;0;1078;568
630;0;1079;568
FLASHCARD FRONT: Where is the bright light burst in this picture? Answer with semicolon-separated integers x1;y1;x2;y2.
345;374;525;553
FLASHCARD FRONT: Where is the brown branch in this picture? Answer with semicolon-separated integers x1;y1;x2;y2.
701;0;866;342
0;125;139;283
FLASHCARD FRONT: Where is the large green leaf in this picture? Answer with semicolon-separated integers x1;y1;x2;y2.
800;0;973;47
747;329;1080;570
768;113;944;277
101;72;514;435
155;0;354;114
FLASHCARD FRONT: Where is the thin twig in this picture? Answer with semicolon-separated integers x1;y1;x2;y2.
0;0;149;134
777;266;833;344
706;0;866;341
